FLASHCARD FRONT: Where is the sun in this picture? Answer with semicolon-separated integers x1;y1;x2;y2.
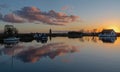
107;25;120;32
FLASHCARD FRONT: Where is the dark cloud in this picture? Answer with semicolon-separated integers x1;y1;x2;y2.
0;6;80;25
13;6;80;25
3;13;25;23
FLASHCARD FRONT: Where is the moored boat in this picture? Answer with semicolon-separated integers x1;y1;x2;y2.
4;37;20;43
99;29;117;37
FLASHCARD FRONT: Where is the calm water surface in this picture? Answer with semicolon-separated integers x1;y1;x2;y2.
0;37;120;72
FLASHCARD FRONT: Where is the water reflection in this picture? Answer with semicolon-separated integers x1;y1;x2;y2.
79;37;99;42
0;37;79;62
36;39;48;43
78;37;117;43
0;36;118;63
0;37;120;72
2;45;24;56
16;43;79;63
0;36;118;45
3;40;20;48
0;42;79;63
99;37;117;43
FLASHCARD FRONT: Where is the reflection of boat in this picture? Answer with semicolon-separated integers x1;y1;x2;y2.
4;37;19;44
4;44;16;48
40;34;48;40
99;37;117;43
36;39;48;43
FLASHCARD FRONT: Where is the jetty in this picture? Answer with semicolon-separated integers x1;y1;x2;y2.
0;25;120;42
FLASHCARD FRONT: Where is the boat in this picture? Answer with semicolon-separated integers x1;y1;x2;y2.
99;29;117;37
4;37;20;44
34;33;48;43
99;34;116;37
34;33;48;40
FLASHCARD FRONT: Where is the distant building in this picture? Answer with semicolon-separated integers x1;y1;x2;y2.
99;29;116;37
68;31;83;38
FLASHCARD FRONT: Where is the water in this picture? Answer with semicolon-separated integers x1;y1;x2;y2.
0;37;120;72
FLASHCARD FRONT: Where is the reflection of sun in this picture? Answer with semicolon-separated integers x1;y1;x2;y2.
107;25;120;32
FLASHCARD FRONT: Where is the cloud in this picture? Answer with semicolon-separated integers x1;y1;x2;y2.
61;5;75;15
2;13;25;23
13;6;80;25
61;6;69;10
0;6;80;25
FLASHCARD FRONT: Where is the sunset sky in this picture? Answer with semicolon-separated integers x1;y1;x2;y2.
0;0;120;33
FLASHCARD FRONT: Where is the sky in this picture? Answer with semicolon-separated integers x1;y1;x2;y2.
0;0;120;33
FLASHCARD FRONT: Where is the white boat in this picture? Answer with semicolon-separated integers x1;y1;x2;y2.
4;37;20;43
99;29;117;37
34;33;48;40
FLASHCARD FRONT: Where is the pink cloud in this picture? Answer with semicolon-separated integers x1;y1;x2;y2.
14;6;80;25
61;6;69;10
3;13;25;23
1;6;80;25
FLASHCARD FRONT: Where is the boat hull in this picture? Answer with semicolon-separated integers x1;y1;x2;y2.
4;37;20;44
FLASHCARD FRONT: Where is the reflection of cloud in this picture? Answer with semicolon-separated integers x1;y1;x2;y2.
16;43;79;63
1;6;80;25
1;45;24;56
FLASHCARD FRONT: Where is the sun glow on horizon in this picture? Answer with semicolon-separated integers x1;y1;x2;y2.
106;25;120;32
